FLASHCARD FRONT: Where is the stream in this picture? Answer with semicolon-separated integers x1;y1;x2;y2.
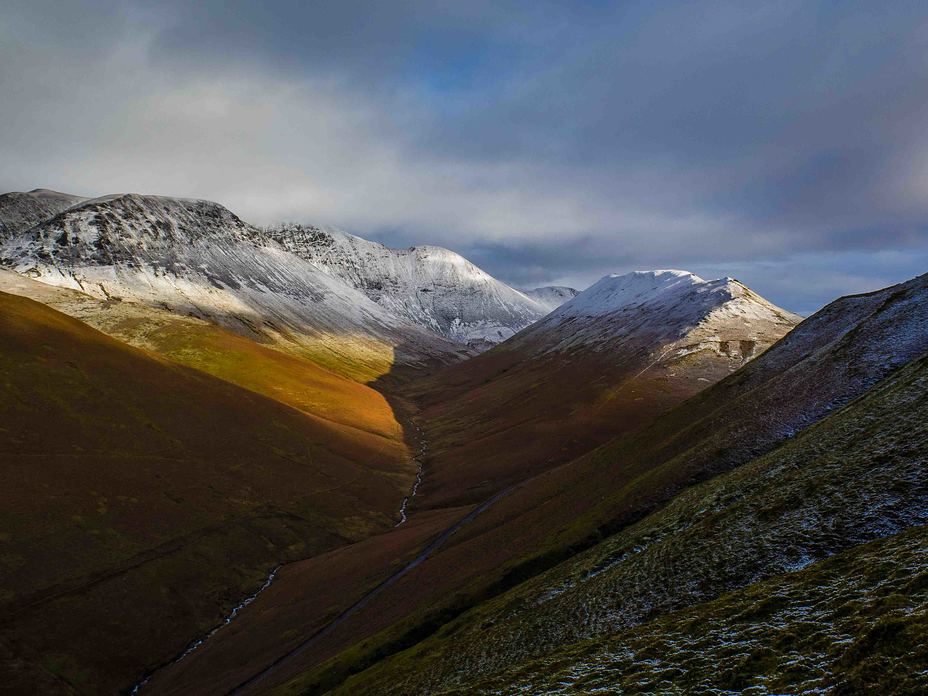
395;423;427;526
129;420;429;693
128;565;280;694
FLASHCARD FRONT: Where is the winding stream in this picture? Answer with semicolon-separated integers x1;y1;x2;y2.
395;424;427;526
227;482;518;695
129;566;280;694
130;420;430;693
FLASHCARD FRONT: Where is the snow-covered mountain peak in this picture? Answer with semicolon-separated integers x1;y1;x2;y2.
555;269;707;318
266;223;549;350
523;286;580;312
511;268;800;361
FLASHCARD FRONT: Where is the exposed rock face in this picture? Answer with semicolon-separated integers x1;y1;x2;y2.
0;188;87;239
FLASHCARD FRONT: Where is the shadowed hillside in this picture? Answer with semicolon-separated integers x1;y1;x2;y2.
0;291;416;693
406;271;799;510
332;350;928;693
179;272;925;696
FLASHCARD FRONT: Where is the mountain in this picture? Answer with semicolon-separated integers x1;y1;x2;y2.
521;284;579;311
267;224;550;351
408;269;800;509
0;290;417;694
140;271;803;696
0;193;467;381
514;269;799;357
0;188;87;238
243;272;928;696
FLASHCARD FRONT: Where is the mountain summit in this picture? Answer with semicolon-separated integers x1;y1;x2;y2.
531;269;801;358
0;188;87;239
408;268;800;509
267;224;550;351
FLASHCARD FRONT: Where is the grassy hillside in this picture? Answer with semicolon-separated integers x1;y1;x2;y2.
0;269;411;388
330;351;928;694
402;276;798;511
406;346;711;510
0;291;413;693
447;525;928;695
245;277;927;696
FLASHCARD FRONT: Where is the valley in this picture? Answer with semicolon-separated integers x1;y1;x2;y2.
1;189;926;696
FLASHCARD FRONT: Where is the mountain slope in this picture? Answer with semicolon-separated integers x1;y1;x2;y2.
336;348;928;694
440;526;928;695
409;270;800;509
0;189;87;239
0;194;466;381
267;224;550;350
191;272;925;696
0;291;416;694
0;270;405;440
141;271;802;696
522;285;578;311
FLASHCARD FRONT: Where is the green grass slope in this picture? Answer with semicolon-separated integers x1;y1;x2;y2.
331;351;928;694
450;525;928;695
0;291;413;694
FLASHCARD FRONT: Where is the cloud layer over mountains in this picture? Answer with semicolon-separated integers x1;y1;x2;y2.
3;1;928;313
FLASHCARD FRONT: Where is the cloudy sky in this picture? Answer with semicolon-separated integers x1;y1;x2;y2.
3;1;928;313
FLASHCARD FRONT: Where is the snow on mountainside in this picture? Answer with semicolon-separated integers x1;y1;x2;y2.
0;189;88;239
522;285;579;311
517;269;801;361
267;224;550;350
0;193;466;378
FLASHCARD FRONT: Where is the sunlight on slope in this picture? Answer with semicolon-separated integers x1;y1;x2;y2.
0;287;419;693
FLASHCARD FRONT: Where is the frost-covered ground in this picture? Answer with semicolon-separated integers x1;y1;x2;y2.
466;524;928;695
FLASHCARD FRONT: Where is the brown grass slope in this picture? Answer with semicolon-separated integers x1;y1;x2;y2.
334;348;928;694
0;291;412;694
251;272;928;696
0;270;406;441
406;277;798;510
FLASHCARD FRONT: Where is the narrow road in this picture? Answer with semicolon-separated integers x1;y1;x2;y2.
226;483;518;695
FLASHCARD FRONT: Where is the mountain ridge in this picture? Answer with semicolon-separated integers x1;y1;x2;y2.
0;189;565;374
522;285;579;311
266;223;550;350
0;188;88;239
0;192;468;380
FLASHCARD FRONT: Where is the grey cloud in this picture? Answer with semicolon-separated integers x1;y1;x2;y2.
1;0;927;314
